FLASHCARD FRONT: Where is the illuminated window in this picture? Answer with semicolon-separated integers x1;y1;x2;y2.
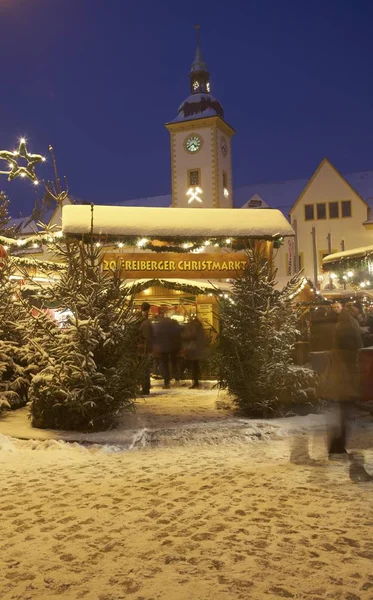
304;204;314;220
316;203;326;219
341;200;352;217
329;202;339;218
188;169;200;186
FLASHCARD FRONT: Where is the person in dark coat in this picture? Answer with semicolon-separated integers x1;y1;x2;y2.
138;302;153;395
328;302;363;456
154;310;181;389
182;317;206;389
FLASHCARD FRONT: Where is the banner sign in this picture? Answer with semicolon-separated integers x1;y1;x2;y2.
102;252;248;280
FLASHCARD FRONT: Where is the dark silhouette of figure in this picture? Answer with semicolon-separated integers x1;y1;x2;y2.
138;302;153;395
182;317;206;389
154;310;181;389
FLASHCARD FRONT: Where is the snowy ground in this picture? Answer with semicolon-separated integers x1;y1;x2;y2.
1;382;373;599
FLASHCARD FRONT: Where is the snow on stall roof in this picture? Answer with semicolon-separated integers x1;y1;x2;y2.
323;244;373;264
115;195;171;208
62;205;294;239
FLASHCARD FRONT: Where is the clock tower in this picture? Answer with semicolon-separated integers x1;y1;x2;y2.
165;26;235;208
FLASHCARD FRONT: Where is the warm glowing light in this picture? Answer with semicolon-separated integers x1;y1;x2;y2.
206;82;211;92
225;238;231;245
361;282;366;288
186;186;203;204
33;243;39;248
183;243;190;249
137;238;148;247
347;270;354;277
330;273;337;279
55;231;63;238
342;275;347;280
118;242;124;248
3;245;9;251
20;172;26;178
33;180;39;186
41;156;46;162
193;80;200;90
95;242;101;247
367;280;371;286
17;239;26;246
223;187;229;198
204;240;211;246
19;137;26;144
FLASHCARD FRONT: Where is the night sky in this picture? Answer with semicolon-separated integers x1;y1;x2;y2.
1;0;373;217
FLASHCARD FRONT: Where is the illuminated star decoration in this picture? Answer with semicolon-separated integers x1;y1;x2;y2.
0;138;46;184
187;186;203;204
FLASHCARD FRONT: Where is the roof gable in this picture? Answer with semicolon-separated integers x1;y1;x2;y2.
290;158;369;213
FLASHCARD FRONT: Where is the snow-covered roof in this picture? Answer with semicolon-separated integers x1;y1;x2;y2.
234;169;373;213
241;194;269;209
177;93;220;112
62;205;294;239
323;244;373;265
115;194;171;208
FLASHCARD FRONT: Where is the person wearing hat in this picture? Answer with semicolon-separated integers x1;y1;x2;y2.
138;302;154;395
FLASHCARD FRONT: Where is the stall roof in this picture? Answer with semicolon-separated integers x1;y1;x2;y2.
323;244;373;265
62;205;294;239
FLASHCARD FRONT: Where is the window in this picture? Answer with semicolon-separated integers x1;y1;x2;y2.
222;172;227;188
341;200;352;217
329;202;339;219
305;204;314;220
188;169;200;186
316;203;326;220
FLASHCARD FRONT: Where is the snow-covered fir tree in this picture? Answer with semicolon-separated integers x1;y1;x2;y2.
217;243;315;417
29;238;142;431
0;254;41;411
0;190;15;237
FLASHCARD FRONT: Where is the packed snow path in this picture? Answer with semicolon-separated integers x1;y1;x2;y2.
1;402;373;599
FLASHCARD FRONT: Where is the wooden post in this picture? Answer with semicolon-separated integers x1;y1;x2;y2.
311;226;318;288
293;218;299;274
326;231;332;288
341;239;346;290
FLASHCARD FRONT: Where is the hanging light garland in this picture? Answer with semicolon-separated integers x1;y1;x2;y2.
323;254;373;290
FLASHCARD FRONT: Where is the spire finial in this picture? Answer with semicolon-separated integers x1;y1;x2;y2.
195;23;200;46
190;24;207;75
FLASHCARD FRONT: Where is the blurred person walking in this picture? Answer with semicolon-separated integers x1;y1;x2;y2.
328;302;363;456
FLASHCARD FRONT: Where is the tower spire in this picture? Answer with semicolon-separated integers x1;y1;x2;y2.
189;25;210;94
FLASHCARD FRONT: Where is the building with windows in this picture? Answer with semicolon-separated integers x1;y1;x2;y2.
13;30;373;298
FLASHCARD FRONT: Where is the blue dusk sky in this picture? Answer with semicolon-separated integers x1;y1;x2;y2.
1;0;373;216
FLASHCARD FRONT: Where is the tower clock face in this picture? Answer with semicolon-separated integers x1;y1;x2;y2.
184;134;203;153
221;137;228;157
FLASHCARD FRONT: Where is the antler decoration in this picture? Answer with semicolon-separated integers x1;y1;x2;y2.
43;145;69;204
